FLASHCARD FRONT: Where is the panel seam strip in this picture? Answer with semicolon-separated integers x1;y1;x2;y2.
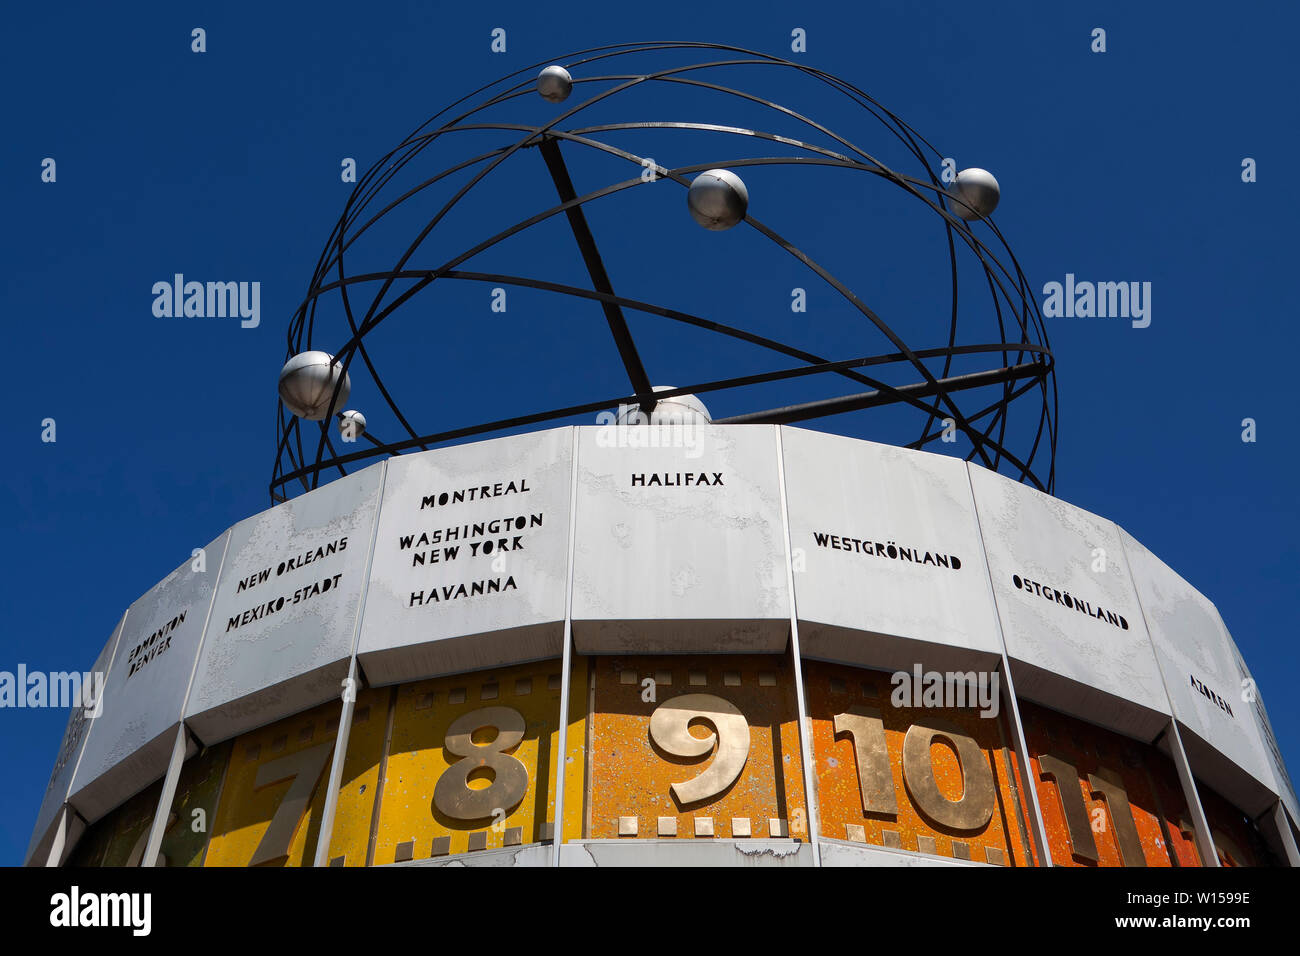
961;463;1053;867
775;425;821;865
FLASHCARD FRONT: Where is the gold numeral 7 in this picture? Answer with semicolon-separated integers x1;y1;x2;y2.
249;742;333;866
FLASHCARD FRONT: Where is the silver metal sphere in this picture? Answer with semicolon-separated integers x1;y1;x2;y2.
277;351;351;421
949;167;1000;221
339;409;367;439
537;65;573;103
687;169;749;230
616;386;712;425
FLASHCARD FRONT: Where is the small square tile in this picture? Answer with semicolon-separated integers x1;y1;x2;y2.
844;824;866;843
620;669;637;685
694;817;714;838
449;688;466;705
689;671;707;686
514;678;532;696
654;670;672;686
917;835;938;855
329;855;345;867
270;734;287;754
430;836;450;857
732;818;751;838
657;817;677;837
298;725;314;742
504;827;522;847
467;831;487;852
353;705;370;723
985;846;1006;866
244;743;261;762
758;671;776;687
882;829;902;849
861;678;880;698
952;840;971;861
481;682;499;700
830;678;847;695
415;693;435;711
723;671;741;687
547;674;561;690
394;841;414;863
540;821;555;841
769;818;788;838
618;816;638;837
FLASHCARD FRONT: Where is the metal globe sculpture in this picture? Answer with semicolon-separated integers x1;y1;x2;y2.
536;65;573;103
272;41;1056;503
277;351;351;421
687;169;749;230
949;167;1001;221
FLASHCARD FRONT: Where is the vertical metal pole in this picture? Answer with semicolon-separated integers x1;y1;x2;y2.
152;531;232;869
963;465;1053;866
552;427;581;868
43;806;70;868
1165;719;1219;867
994;659;1053;866
313;662;359;867
140;724;189;867
1113;531;1218;868
65;812;87;864
313;461;387;867
774;426;821;866
44;808;86;867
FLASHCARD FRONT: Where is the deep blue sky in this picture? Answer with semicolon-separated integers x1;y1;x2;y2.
2;1;1296;865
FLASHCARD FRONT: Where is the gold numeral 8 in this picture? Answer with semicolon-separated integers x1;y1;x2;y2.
432;706;529;821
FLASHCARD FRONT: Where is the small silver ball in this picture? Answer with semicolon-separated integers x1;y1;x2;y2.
687;169;749;230
277;351;351;421
949;167;1000;220
537;65;572;103
339;409;367;440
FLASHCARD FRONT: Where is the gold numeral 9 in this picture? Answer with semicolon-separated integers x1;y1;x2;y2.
649;694;750;805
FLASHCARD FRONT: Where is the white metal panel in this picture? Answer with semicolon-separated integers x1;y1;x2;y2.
358;429;571;684
25;620;124;864
69;531;228;821
184;462;384;743
1119;526;1277;816
571;423;789;653
781;428;1003;672
967;464;1169;739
